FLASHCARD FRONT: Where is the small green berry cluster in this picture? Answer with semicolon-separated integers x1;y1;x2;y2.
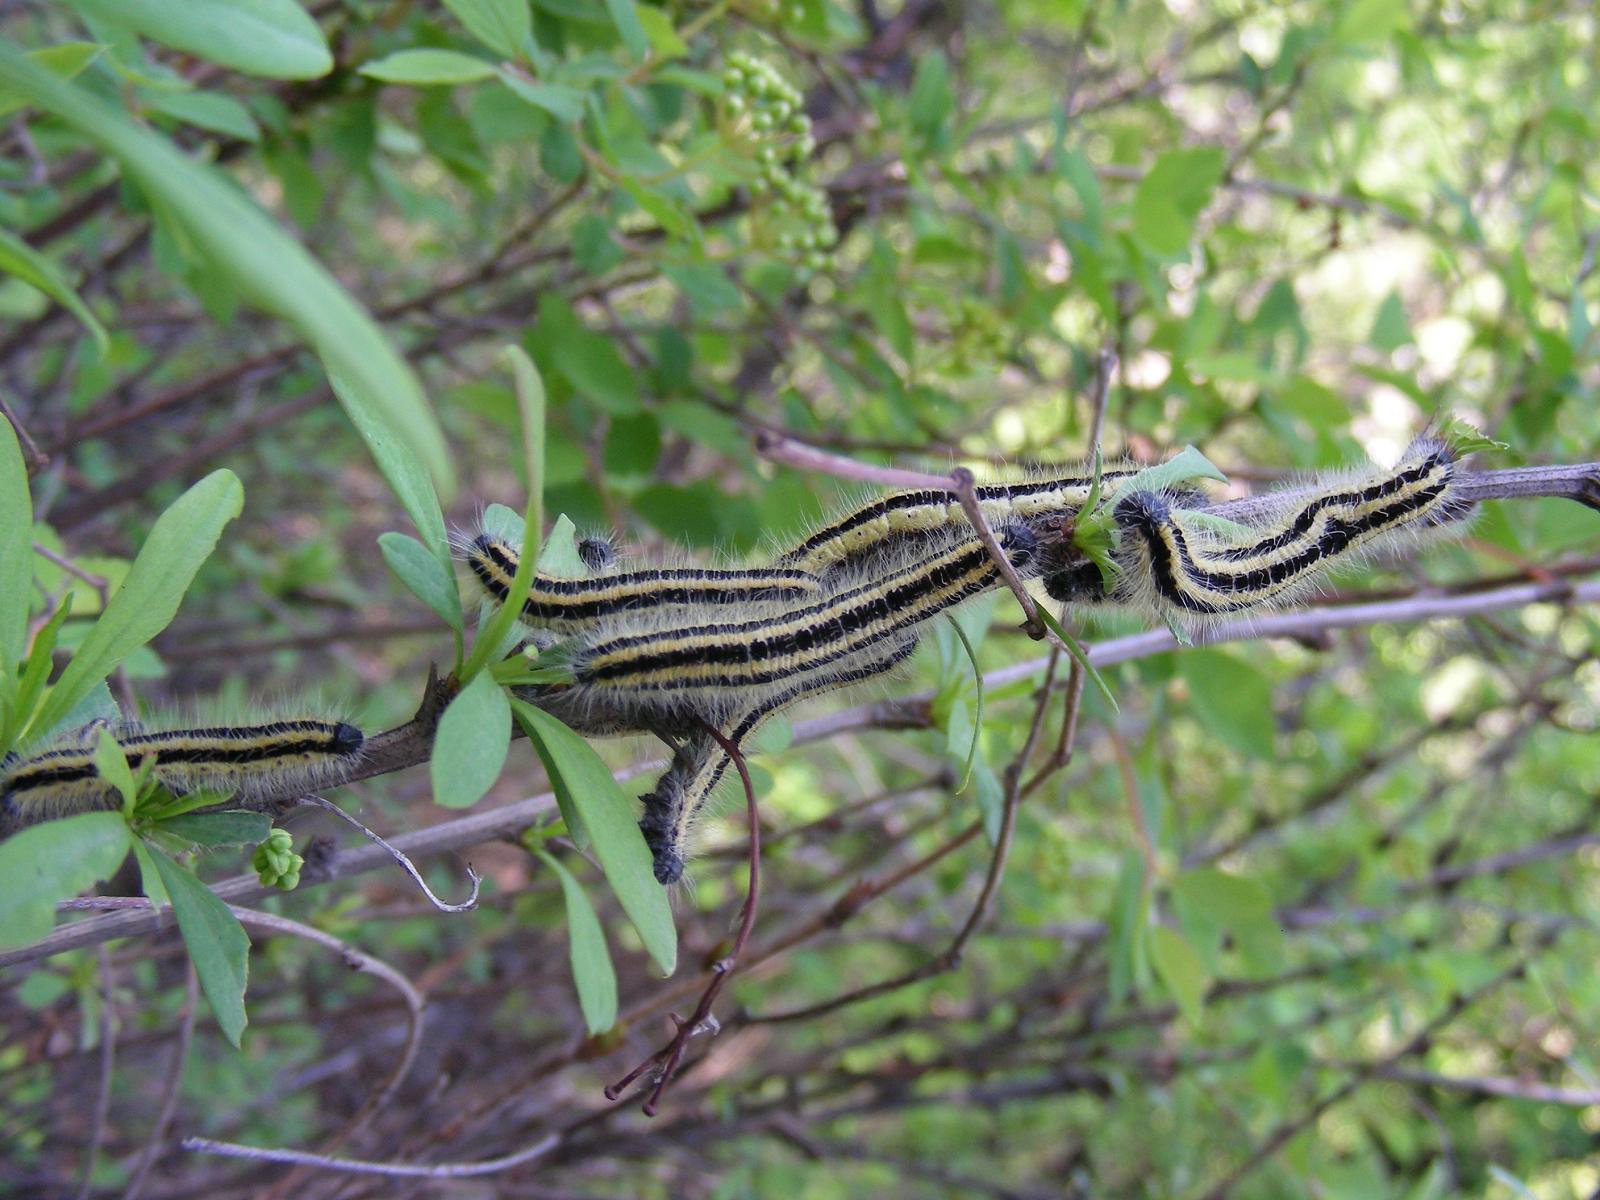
253;828;304;890
721;51;837;274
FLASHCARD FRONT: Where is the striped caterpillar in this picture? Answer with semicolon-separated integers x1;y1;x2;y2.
490;436;1465;883
1043;437;1464;621
462;530;824;636
519;521;1040;738
0;718;366;836
638;637;919;884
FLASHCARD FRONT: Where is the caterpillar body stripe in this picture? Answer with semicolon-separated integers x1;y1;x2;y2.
1063;439;1463;620
530;524;1038;734
775;466;1144;575
464;532;824;634
639;636;919;884
0;719;365;835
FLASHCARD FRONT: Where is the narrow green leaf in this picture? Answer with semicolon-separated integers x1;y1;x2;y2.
25;470;243;741
360;49;497;84
443;0;531;58
330;376;452;564
944;615;984;793
0;226;110;355
461;348;546;681
1149;925;1209;1026
1034;605;1119;713
512;701;676;975
0;42;102;119
604;0;649;61
0;812;131;950
145;89;261;142
155;811;273;848
534;848;619;1034
431;671;512;808
379;532;464;633
0;413;30;670
7;597;71;748
0;44;455;499
92;727;137;812
60;0;332;79
148;850;251;1047
131;839;169;908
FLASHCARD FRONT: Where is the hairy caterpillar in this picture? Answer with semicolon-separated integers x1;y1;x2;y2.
774;465;1146;575
524;523;1039;737
1045;438;1464;620
463;531;824;635
638;637;919;884
0;719;366;835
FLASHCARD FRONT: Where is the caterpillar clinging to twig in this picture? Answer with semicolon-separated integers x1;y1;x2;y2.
0;718;366;835
1046;437;1464;622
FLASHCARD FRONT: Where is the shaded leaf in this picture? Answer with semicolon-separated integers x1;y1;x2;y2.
148;850;251;1047
534;848;619;1033
61;0;332;79
0;812;131;950
431;670;512;808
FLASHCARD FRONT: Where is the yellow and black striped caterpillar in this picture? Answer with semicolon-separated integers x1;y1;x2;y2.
1044;437;1463;620
0;719;366;835
638;637;919;884
462;531;824;636
496;436;1466;883
520;521;1039;737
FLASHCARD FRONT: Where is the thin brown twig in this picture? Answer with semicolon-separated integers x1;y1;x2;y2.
606;723;763;1116
74;944;116;1200
120;963;197;1200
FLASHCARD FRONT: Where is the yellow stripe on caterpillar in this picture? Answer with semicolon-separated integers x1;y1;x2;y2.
774;464;1146;575
526;522;1039;736
1058;438;1463;621
0;719;365;835
638;636;919;885
462;531;824;635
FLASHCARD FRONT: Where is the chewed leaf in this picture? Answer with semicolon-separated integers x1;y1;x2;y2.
1124;446;1228;493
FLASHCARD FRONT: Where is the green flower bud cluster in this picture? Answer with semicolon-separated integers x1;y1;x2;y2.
253;828;304;891
721;51;837;275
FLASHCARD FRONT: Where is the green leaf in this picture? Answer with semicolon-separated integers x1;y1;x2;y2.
0;44;456;500
1034;606;1118;714
154;810;273;848
908;50;952;143
461;347;546;681
1180;650;1275;759
379;532;465;633
512;701;676;975
0;812;131;950
25;470;243;741
1106;847;1149;1004
360;49;497;84
532;295;641;414
7;597;71;748
431;670;512;808
92;727;137;812
1123;445;1228;493
943;615;984;793
0;413;30;670
148;849;251;1047
604;0;648;61
637;7;687;59
1149;925;1209;1026
0;226;110;355
1368;289;1411;352
496;69;586;123
60;0;332;80
1132;147;1227;257
145;89;261;141
0;42;102;119
534;848;619;1034
444;0;531;58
